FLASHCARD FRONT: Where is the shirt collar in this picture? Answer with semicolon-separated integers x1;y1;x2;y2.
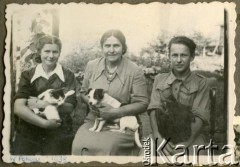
181;72;198;92
182;72;194;85
115;57;126;84
166;71;177;85
94;57;125;84
31;63;65;83
166;70;197;91
166;70;192;84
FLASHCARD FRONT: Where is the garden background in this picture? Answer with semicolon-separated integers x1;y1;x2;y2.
9;3;226;153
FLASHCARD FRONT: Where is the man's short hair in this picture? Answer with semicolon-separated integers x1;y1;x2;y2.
168;36;196;56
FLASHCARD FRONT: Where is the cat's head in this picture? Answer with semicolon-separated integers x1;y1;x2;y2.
39;88;65;105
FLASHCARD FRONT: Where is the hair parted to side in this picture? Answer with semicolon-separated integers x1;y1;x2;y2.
35;35;62;63
36;35;62;54
100;29;127;54
168;36;196;56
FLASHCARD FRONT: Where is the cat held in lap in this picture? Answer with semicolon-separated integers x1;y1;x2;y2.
155;95;194;144
31;88;75;120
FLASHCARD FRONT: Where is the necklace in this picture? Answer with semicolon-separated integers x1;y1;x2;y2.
105;65;118;82
106;65;118;74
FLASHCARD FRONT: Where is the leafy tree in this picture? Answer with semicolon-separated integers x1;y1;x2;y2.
60;42;102;73
191;32;212;56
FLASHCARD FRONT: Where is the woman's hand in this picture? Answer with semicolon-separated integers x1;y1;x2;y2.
27;96;49;109
42;119;62;129
98;103;118;120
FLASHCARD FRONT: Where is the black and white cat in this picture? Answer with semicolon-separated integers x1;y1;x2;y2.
32;88;75;120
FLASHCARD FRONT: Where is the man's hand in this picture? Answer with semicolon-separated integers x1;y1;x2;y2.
98;103;117;120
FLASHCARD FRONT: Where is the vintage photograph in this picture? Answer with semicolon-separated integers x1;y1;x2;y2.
2;2;236;165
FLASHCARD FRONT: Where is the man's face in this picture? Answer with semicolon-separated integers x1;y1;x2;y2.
169;43;194;75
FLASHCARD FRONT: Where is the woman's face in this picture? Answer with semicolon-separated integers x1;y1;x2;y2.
102;36;123;64
40;44;60;68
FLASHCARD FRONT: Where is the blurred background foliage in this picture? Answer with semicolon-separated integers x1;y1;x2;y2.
11;9;226;153
57;31;226;150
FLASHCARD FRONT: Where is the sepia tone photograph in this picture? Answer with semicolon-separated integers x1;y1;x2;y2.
1;1;236;165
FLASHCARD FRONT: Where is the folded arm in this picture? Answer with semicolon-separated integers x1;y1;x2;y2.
99;102;147;120
14;98;61;129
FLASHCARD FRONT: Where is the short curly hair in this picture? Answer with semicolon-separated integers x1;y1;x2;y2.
34;35;62;63
168;36;196;56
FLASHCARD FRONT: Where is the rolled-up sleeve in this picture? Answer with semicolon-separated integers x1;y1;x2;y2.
192;78;210;125
147;75;163;112
130;68;149;106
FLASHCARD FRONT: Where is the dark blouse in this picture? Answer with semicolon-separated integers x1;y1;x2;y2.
15;66;77;107
13;65;77;155
14;65;77;139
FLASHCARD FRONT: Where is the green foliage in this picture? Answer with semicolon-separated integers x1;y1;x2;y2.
139;31;216;63
194;70;224;81
59;30;218;76
51;32;225;145
60;45;103;73
191;31;213;56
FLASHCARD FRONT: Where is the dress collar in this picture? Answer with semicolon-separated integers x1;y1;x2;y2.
31;63;65;83
94;57;126;85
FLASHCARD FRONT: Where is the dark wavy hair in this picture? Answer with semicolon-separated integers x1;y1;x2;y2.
35;35;62;63
100;29;127;54
168;36;196;57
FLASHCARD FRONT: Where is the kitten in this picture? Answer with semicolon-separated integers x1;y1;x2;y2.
32;88;75;120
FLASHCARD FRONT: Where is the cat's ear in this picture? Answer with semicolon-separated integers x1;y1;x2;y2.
38;89;52;99
51;88;65;97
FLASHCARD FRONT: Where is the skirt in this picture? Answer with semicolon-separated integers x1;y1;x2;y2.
12;116;74;155
71;113;139;156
